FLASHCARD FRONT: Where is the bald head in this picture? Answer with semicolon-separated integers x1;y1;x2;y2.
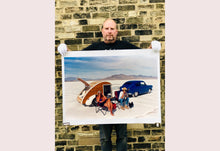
102;19;117;29
101;19;118;44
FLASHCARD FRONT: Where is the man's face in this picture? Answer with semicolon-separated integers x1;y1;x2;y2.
102;20;118;44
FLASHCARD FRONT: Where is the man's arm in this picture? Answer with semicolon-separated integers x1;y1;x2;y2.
82;43;97;50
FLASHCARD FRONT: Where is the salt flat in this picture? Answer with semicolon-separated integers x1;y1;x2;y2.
63;79;161;125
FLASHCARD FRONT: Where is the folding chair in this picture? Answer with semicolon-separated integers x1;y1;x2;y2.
95;103;108;115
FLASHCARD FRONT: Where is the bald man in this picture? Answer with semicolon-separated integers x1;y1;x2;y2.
58;19;161;151
83;19;141;50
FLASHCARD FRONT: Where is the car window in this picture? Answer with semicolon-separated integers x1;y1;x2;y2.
140;82;146;86
136;82;141;86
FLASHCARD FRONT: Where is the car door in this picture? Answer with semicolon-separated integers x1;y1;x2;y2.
139;81;147;94
135;82;141;94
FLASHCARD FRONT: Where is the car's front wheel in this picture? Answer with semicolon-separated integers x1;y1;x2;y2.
133;92;138;97
148;89;152;93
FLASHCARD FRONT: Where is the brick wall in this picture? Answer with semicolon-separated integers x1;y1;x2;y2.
55;0;165;150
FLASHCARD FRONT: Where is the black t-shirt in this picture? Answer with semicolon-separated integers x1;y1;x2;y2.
83;40;140;50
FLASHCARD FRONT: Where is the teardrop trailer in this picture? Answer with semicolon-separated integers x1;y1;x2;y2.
76;78;119;115
77;78;113;105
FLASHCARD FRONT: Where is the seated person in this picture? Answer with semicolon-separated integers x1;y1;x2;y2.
96;91;107;107
96;92;115;116
119;87;129;110
104;93;114;116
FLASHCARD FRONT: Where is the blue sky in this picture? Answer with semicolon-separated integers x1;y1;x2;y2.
64;55;158;79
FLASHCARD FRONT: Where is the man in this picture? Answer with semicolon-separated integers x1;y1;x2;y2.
57;18;161;151
119;87;129;110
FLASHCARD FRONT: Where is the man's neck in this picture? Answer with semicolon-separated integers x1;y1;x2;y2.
103;40;117;44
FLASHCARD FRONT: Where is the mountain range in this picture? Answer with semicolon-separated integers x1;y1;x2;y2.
65;74;155;82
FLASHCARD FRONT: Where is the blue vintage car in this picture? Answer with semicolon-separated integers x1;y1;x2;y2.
119;80;153;97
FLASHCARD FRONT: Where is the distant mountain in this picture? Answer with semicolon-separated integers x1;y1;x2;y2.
101;74;154;80
65;74;155;82
65;77;77;81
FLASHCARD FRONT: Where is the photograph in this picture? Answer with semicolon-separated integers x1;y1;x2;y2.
62;49;161;125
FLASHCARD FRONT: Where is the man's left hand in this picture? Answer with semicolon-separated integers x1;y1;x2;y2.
148;40;161;52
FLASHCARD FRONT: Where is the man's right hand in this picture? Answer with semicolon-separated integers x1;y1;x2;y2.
57;43;68;55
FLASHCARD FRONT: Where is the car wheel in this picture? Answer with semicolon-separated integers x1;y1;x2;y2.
148;89;152;93
134;92;138;97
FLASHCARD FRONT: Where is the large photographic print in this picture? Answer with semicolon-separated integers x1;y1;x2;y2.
62;49;161;125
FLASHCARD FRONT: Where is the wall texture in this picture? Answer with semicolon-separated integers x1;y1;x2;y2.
55;0;165;150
